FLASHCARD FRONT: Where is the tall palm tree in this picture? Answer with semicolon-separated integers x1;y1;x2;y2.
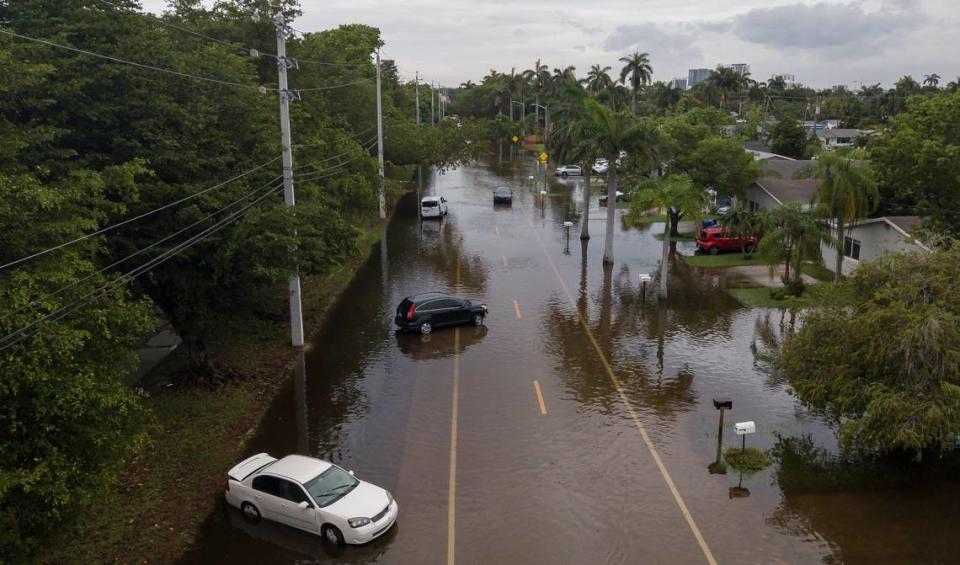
707;65;746;111
923;73;941;88
523;59;550;135
582;99;657;264
631;175;706;296
582;64;614;96
510;70;527;135
810;154;878;283
619;51;653;116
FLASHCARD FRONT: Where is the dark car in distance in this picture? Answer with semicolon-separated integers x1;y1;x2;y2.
493;187;513;204
395;292;487;335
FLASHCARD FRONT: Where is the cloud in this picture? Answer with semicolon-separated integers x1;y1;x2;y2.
731;1;928;51
602;23;700;64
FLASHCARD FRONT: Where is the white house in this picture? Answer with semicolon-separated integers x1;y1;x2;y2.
820;216;929;275
816;128;875;149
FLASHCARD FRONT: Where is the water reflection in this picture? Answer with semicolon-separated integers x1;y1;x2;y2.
394;325;488;361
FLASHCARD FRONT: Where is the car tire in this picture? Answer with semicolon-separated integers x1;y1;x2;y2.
561;172;568;178
419;321;432;335
322;524;345;546
709;247;720;255
745;244;755;254
241;502;261;524
472;313;484;326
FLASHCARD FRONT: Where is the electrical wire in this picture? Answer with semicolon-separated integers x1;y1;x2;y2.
291;125;376;150
295;77;375;93
0;155;282;271
0;27;277;92
292;135;377;172
0;175;283;325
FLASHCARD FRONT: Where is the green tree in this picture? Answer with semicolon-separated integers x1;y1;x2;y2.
871;92;960;235
810;154;879;283
782;245;960;456
721;204;762;258
769;117;810;159
707;65;747;111
758;203;828;295
582;99;658;264
582;64;614;96
619;51;653;116
629;174;706;295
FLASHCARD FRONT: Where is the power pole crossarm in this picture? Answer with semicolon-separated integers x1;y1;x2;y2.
275;14;305;348
375;49;386;219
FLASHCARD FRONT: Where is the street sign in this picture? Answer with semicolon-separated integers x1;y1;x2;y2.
539;152;548;162
511;135;519;143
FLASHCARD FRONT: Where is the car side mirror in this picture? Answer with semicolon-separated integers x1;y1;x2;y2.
348;470;355;476
298;501;309;510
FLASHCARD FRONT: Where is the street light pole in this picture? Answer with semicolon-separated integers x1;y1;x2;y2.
274;14;304;348
375;49;385;219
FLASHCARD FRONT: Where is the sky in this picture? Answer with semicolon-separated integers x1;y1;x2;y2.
140;0;960;89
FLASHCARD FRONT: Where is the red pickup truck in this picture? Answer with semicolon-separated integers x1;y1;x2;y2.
696;226;756;255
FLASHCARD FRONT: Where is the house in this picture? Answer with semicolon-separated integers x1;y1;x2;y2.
816;128;875;149
820;216;929;275
743;140;795;163
741;177;818;212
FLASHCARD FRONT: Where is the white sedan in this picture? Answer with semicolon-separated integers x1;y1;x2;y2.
225;453;398;545
554;165;582;178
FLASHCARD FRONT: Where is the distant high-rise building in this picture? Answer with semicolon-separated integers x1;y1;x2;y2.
779;73;798;86
688;68;711;88
729;63;750;76
671;77;688;90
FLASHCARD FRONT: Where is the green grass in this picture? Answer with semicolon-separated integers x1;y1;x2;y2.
725;283;832;308
630;214;667;224
654;231;697;241
801;262;836;283
724;447;773;472
682;253;772;268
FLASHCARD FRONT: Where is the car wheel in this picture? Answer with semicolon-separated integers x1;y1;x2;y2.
419;321;433;335
561;172;568;178
322;524;345;546
745;244;755;254
472;313;484;326
241;502;261;524
709;247;720;255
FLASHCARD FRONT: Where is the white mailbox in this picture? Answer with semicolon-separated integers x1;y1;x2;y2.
638;273;653;283
735;421;756;435
540;190;547;196
563;221;574;228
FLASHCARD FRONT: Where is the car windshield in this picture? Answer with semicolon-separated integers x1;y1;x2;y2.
422;200;438;207
303;466;359;507
495;188;510;195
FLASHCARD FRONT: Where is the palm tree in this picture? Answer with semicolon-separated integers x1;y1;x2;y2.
509;70;527;135
582;64;614;96
707;65;746;111
459;80;476;89
758;203;828;295
523;59;550;135
582;99;658;264
947;77;960;93
767;75;787;91
648;81;681;114
619;52;653;116
630;175;706;296
721;205;762;259
923;73;941;88
810;154;878;283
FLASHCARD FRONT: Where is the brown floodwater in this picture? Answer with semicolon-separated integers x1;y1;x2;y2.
180;157;960;564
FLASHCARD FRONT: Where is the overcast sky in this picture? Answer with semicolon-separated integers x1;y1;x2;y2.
141;0;959;89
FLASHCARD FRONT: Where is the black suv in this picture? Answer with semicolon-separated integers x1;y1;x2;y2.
395;292;488;335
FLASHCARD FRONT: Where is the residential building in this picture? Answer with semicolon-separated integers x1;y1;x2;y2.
688;68;711;88
820;216;929;275
816;128;875;149
741;177;818;212
729;63;750;76
671;77;687;90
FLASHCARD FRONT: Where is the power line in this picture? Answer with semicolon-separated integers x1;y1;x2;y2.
0;175;283;325
292;135;377;172
291;125;376;150
0;154;282;271
0;27;277;92
295;77;375;93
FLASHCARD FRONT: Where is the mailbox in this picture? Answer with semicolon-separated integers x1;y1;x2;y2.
563;221;574;228
638;273;653;283
713;398;732;410
540;190;547;196
734;421;756;435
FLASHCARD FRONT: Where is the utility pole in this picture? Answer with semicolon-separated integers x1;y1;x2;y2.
375;49;385;219
431;81;435;126
415;72;422;201
275;14;304;348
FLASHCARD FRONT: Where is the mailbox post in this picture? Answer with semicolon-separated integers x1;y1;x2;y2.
712;398;732;472
638;273;652;302
735;420;756;454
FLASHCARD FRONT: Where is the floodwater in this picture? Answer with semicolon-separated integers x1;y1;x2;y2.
181;157;960;564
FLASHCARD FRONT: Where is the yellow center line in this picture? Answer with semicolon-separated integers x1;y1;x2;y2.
513;299;522;319
533;380;548;415
529;223;718;565
447;326;459;565
502;255;508;268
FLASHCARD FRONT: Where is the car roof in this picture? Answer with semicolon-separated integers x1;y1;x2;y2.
421;195;441;202
265;454;332;484
402;291;452;302
495;186;511;191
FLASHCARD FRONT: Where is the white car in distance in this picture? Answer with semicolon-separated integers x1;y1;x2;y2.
554;165;582;178
225;453;398;545
420;195;448;219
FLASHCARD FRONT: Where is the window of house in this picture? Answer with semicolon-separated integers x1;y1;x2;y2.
843;236;861;260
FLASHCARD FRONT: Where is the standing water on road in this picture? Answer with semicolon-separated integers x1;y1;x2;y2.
182;157;960;564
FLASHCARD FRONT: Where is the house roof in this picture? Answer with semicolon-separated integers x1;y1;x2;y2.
743;140;772;153
884;216;922;235
818;128;873;139
760;159;816;179
755;177;819;205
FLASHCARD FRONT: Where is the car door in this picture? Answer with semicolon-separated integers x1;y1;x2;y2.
250;475;286;522
436;298;469;326
414;299;442;327
278;479;320;533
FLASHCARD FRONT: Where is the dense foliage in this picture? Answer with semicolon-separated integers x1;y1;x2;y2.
0;0;474;558
782;246;960;455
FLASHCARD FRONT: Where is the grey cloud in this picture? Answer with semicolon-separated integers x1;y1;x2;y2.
732;1;928;50
603;23;700;63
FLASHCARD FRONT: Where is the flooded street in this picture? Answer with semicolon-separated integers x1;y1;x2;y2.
182;157;960;564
